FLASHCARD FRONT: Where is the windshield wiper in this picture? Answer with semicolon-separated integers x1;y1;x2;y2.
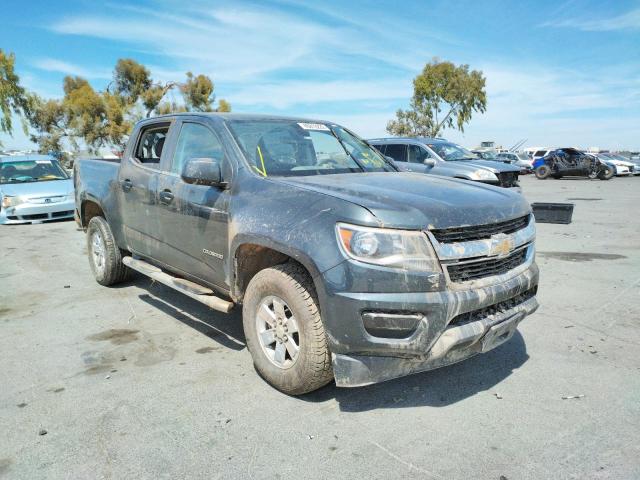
327;128;368;172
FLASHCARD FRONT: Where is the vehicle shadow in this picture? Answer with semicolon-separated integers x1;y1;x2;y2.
123;277;246;352
301;332;529;412
114;275;528;410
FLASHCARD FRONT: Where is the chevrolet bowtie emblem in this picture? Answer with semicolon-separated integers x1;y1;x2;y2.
490;234;515;257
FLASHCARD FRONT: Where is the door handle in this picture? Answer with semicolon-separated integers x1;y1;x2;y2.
121;179;133;192
159;189;174;205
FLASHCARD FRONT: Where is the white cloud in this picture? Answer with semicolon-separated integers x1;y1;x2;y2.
230;79;410;108
50;4;394;82
540;7;640;31
32;58;111;79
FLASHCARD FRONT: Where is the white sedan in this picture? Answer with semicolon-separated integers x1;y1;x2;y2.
597;153;639;176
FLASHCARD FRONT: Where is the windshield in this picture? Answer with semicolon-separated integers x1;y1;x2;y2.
226;120;395;177
428;143;477;161
0;159;69;184
477;151;499;160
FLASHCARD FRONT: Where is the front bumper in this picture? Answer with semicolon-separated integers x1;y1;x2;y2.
320;260;539;387
0;198;75;224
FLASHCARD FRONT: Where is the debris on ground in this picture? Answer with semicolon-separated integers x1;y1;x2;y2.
38;429;47;436
562;395;585;400
494;392;503;399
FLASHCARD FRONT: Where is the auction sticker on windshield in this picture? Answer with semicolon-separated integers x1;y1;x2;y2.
297;123;330;131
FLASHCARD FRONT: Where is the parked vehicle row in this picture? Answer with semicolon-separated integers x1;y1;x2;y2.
73;113;540;394
368;137;521;189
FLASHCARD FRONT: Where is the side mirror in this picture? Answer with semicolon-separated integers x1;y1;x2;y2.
181;157;224;187
424;158;435;167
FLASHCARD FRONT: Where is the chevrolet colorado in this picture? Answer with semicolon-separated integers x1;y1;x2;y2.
74;113;539;394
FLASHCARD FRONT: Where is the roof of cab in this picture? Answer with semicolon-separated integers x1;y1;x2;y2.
367;137;449;144
0;154;56;163
141;112;332;124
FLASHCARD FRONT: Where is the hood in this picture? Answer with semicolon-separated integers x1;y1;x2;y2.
275;172;530;229
456;160;521;173
0;178;74;199
608;159;633;167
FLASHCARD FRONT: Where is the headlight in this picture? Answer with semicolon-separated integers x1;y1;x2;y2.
470;170;498;181
1;195;23;208
336;223;442;272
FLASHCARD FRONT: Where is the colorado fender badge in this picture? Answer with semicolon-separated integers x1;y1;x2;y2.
203;248;223;259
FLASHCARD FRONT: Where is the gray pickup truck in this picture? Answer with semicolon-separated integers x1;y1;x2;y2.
74;113;539;394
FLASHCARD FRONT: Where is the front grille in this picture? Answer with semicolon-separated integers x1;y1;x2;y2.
447;248;528;282
449;287;537;327
431;215;530;243
498;171;519;187
52;210;74;218
21;213;48;220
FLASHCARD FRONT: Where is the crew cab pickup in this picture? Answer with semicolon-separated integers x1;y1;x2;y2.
74;113;539;394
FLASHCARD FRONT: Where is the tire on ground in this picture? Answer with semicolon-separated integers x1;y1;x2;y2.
598;165;614;180
87;216;132;286
242;263;333;395
535;165;551;179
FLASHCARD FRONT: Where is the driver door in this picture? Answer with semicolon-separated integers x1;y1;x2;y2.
155;120;230;289
407;144;436;173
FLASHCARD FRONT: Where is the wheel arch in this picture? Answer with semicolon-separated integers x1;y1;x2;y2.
231;236;324;303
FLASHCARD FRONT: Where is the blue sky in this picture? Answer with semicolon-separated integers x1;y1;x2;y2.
2;0;639;150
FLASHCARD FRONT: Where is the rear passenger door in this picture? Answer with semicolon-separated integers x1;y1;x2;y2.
155;120;231;289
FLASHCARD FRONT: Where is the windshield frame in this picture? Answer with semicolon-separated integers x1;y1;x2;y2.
224;119;397;178
0;158;70;185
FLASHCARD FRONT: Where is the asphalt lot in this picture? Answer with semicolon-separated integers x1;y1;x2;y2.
1;175;639;480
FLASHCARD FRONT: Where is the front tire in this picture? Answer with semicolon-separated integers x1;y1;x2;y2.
242;263;333;395
87;216;132;286
535;165;551;179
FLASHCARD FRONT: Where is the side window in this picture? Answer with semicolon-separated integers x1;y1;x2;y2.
172;123;224;175
407;145;430;163
372;144;386;155
135;124;170;166
384;144;407;162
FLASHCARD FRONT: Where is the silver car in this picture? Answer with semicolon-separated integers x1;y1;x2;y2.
368;137;521;190
0;155;75;225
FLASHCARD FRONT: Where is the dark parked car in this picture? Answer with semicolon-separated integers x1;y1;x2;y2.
369;138;521;189
75;113;539;394
533;148;614;180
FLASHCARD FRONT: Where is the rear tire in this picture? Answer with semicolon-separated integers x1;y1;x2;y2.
535;165;551;179
242;263;333;395
87;216;132;286
598;165;614;180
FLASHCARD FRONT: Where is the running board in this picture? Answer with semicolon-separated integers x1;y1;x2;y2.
122;256;234;313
